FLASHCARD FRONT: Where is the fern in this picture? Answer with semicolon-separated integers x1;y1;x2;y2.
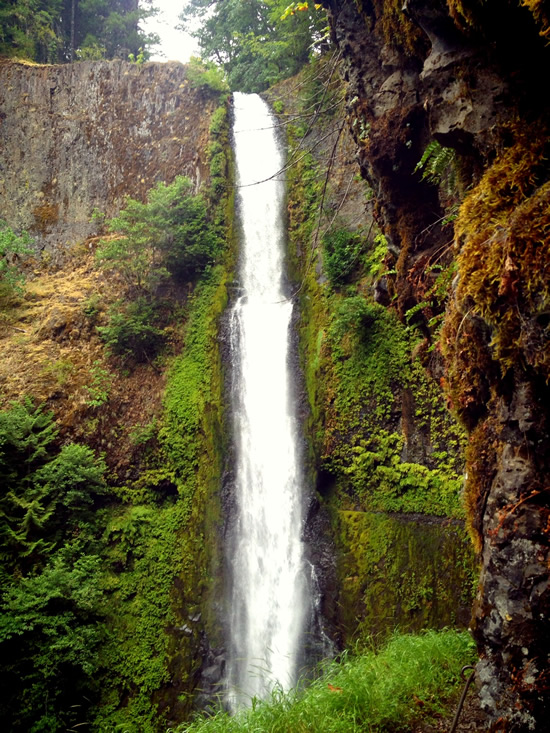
415;140;457;192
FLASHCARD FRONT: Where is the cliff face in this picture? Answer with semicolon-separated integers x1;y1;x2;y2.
0;59;214;259
0;59;230;731
321;1;550;729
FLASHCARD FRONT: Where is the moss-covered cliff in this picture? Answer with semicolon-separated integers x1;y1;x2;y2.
317;1;550;729
0;59;233;732
268;55;477;650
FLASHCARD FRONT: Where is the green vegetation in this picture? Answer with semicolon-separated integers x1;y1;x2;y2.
186;56;229;92
336;512;477;641
279;57;472;647
179;630;476;732
322;226;364;286
0;0;159;63
83;360;113;407
415;140;458;193
0;95;233;732
95;174;223;364
97;297;166;362
0;220;32;301
0;398;107;731
180;0;327;92
96;175;221;292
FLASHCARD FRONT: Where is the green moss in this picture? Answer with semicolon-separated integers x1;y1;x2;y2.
335;511;477;644
90;97;235;731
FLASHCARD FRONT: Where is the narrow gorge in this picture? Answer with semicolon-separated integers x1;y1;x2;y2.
227;92;309;707
0;1;549;731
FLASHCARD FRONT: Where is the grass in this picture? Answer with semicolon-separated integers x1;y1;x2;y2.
178;629;476;732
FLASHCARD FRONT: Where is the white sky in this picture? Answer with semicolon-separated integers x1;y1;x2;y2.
141;1;199;64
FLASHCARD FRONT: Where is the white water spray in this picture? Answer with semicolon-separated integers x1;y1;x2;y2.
227;92;308;709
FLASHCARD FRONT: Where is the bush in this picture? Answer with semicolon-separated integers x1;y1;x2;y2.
186;56;229;92
97;297;165;362
96;176;221;291
322;227;363;286
0;220;32;299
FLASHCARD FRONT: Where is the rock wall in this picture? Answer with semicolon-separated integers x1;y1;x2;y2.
0;59;216;258
320;1;550;729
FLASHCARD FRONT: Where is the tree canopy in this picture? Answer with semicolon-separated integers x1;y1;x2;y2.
179;0;327;92
0;0;159;63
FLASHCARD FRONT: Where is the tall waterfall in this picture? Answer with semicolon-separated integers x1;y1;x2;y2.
227;92;308;709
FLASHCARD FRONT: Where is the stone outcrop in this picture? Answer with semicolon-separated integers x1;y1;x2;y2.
0;59;215;259
320;0;550;729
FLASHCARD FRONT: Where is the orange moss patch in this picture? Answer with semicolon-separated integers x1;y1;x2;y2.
462;417;499;550
32;202;59;234
441;120;550;540
0;250;166;477
453;125;550;378
521;0;550;37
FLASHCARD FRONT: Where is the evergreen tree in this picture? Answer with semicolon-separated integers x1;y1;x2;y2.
0;0;159;63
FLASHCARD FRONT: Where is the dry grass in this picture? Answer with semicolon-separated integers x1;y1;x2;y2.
0;247;167;477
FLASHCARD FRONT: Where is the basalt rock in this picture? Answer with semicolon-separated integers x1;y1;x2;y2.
320;0;550;729
0;59;216;263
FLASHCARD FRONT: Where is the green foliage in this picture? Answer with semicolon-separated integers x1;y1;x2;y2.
0;396;108;731
0;220;32;300
186;56;229;92
96;176;221;291
84;359;113;407
0;397;58;487
0;0;158;63
0;398;106;571
180;630;476;732
415;140;458;192
329;296;381;341
322;226;363;285
128;46;146;64
365;232;389;279
95;500;193;733
331;430;464;517
97;297;166;363
94;267;229;731
159;268;227;492
180;0;327;92
0;549;105;732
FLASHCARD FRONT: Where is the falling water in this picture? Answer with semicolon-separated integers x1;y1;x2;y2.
227;92;308;709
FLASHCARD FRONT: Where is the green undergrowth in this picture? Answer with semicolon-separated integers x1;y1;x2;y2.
92;101;233;731
93;264;229;733
284;87;465;520
279;63;472;645
178;629;476;732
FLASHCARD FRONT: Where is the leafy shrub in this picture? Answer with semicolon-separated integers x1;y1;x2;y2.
0;549;105;732
0;220;32;299
329;296;383;342
83;360;113;407
97;297;165;363
96;176;221;291
186;56;229;92
322;226;363;285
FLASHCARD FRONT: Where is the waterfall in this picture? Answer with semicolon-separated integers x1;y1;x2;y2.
226;92;308;709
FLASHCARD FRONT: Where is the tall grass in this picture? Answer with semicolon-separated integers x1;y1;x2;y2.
176;629;476;732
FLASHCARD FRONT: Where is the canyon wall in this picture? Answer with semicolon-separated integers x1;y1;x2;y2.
0;59;215;259
320;1;550;729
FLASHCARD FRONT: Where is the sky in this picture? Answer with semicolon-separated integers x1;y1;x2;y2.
141;1;199;64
